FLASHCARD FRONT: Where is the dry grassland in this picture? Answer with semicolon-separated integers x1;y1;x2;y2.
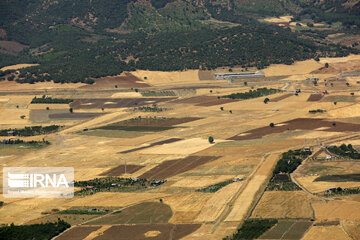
302;225;352;240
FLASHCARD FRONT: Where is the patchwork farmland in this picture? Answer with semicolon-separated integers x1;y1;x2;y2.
2;55;360;240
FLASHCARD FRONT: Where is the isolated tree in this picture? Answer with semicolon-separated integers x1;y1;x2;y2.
331;83;334;87
351;92;355;96
208;136;214;144
101;107;104;111
264;98;270;104
325;63;329;68
229;110;232;114
69;108;73;113
334;102;337;105
346;82;350;87
244;82;248;86
46;107;50;110
115;85;118;88
314;57;320;62
228;68;233;72
144;77;147;80
210;90;213;93
220;107;224;111
332;122;336;127
269;123;275;128
217;96;221;99
16;105;19;108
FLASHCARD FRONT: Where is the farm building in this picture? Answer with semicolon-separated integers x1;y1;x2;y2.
215;71;265;80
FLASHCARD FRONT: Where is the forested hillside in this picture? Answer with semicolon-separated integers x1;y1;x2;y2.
0;0;359;84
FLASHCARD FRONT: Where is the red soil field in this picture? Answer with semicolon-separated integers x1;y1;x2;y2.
229;118;360;141
93;224;201;240
49;112;105;119
270;93;293;102
70;97;176;109
119;138;182;154
307;93;324;101
171;96;238;106
139;155;221;180
100;165;144;176
56;226;101;240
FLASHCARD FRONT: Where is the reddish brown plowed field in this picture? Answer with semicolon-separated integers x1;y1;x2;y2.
49;112;105;119
119;138;182;154
81;73;150;89
307;93;324;101
70;98;176;109
93;224;201;240
139;156;221;180
113;117;202;127
171;96;238;106
270;94;293;102
56;226;101;240
100;165;144;176
229;118;360;140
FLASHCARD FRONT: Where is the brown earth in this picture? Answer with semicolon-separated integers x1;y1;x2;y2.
113;117;202;127
307;93;324;102
92;224;201;240
56;226;101;240
229;118;360;140
70;98;176;109
139;156;221;180
0;40;29;55
270;93;293;102
81;72;150;89
49;112;105;119
100;165;144;176
119;138;183;154
171;96;239;106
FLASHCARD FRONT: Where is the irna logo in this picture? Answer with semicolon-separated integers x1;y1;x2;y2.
7;172;69;188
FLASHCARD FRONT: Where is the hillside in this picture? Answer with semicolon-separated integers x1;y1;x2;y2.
0;0;359;83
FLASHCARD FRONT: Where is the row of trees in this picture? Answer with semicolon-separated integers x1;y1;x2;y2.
0;125;61;136
223;88;280;100
31;95;73;104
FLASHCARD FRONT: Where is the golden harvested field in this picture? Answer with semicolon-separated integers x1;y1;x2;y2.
2;55;360;239
302;225;352;240
251;191;317;219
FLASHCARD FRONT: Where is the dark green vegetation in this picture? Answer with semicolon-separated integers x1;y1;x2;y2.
327;144;360;159
196;179;234;193
273;149;312;175
309;109;326;114
141;90;176;97
324;187;360;197
0;125;61;136
134;106;167;112
266;149;311;191
223;88;280;100
0;219;70;240
223;219;278;240
31;95;73;104
0;138;50;145
315;174;360;182
58;208;108;215
0;1;357;83
266;173;301;191
85;202;172;225
74;177;165;196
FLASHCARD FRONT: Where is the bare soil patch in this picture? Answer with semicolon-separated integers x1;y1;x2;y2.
270;93;293;102
139;156;221;180
171;96;238;106
307;93;324;102
119;138;182;154
56;226;101;240
101;165;144;176
93;224;201;240
229;118;360;141
49;112;105;119
70;98;175;109
198;70;216;80
0;40;29;55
